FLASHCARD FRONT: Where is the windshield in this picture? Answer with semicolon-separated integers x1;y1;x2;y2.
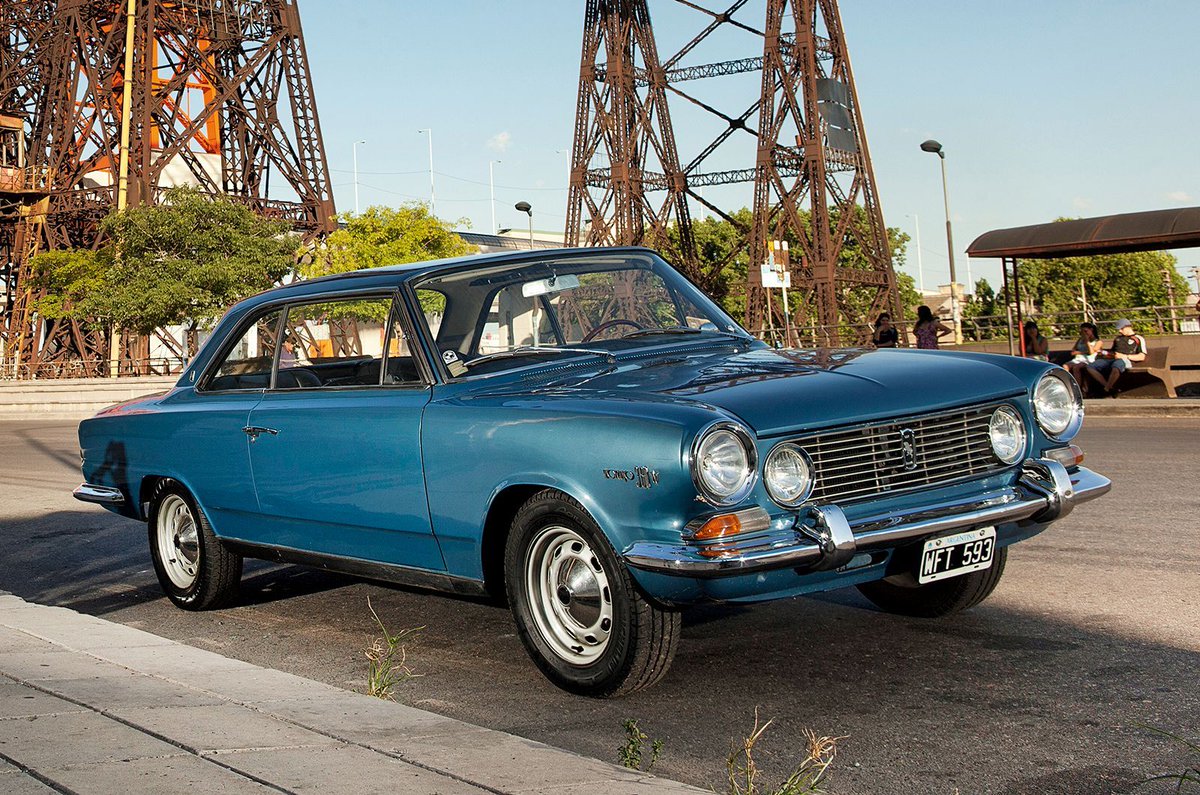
410;250;746;377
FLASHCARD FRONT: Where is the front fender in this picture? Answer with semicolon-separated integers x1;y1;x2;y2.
421;399;717;580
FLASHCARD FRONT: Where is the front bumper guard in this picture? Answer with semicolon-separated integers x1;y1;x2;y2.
623;459;1110;578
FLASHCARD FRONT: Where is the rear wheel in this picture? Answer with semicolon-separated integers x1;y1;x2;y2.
147;481;242;610
504;489;680;697
857;547;1008;618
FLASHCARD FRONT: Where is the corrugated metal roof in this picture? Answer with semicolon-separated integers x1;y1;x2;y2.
966;207;1200;259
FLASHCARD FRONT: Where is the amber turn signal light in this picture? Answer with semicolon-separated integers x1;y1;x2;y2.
692;514;743;541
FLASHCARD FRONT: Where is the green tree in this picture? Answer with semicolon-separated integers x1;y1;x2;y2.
306;204;475;279
31;187;296;335
669;207;915;335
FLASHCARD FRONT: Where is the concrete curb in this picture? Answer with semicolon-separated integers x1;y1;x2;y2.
1081;398;1200;417
0;594;704;795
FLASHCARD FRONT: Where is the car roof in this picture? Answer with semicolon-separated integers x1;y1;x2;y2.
242;245;657;306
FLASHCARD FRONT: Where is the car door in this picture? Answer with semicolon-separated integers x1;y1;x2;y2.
180;306;283;539
242;293;443;570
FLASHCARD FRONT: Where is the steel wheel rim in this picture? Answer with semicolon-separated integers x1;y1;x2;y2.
525;525;614;665
156;494;200;590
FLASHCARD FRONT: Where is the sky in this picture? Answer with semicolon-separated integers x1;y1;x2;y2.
296;0;1200;296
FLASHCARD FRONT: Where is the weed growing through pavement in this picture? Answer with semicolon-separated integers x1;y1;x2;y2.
618;718;664;772
725;708;844;795
1136;725;1200;791
364;596;423;701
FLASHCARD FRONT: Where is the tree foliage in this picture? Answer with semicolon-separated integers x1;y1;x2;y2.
668;207;915;330
1013;249;1187;321
305;204;475;279
31;187;296;334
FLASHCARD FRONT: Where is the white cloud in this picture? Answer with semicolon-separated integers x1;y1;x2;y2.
1167;190;1192;203
1071;197;1093;211
486;131;512;152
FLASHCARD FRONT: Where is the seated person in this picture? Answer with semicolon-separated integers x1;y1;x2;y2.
1022;320;1049;361
1065;322;1103;390
1085;319;1146;395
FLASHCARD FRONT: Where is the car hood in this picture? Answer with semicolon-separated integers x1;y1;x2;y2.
532;346;1030;436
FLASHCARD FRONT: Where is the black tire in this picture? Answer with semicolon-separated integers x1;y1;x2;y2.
504;489;680;697
147;481;242;610
857;547;1008;618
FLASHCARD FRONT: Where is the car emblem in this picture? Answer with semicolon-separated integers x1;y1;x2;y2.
604;466;660;489
898;428;918;471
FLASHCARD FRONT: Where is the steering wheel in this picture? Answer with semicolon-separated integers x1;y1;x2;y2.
581;319;644;342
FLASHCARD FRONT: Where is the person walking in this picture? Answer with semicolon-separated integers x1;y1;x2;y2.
913;305;951;350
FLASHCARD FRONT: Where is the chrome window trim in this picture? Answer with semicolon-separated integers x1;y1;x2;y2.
197;286;431;394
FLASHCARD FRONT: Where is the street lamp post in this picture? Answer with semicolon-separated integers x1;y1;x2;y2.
352;139;366;215
418;128;435;216
906;213;925;294
515;201;534;248
920;139;962;344
489;160;501;234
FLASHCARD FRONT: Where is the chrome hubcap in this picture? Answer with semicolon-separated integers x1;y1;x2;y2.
156;494;199;590
525;526;613;665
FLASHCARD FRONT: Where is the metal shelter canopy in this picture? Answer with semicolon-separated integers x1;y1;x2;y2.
967;207;1200;260
966;207;1200;356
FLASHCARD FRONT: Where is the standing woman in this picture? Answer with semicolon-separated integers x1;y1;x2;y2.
913;305;951;349
872;313;899;348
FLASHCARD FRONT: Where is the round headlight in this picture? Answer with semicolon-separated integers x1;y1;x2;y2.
1033;371;1082;439
691;422;757;506
764;442;814;507
989;405;1027;465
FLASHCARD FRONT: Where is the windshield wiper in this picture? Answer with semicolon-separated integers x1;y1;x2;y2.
465;346;616;369
622;326;751;342
620;326;702;339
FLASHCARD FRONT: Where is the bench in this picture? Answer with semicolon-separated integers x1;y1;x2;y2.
1120;346;1176;398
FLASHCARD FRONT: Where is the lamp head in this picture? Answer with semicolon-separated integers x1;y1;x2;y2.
920;139;944;158
515;201;532;216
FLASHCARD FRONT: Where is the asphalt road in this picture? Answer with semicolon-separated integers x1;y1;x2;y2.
1;418;1197;794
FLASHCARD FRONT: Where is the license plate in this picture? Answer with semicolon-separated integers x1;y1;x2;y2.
917;527;996;584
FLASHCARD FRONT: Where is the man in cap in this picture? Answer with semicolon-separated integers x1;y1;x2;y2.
1085;319;1147;395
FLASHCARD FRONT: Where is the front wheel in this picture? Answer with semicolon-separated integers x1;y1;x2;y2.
857;546;1008;618
504;489;680;697
147;481;242;610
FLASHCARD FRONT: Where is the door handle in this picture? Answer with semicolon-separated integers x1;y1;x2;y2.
242;425;280;441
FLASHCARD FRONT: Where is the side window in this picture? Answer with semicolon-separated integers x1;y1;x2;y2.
208;309;282;391
276;296;413;390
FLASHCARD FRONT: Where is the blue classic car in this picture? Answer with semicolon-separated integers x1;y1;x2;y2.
75;248;1110;696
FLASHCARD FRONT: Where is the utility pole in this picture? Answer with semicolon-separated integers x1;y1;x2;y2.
1163;266;1179;334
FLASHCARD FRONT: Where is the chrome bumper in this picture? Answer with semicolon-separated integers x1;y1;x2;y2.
623;459;1111;578
72;483;125;505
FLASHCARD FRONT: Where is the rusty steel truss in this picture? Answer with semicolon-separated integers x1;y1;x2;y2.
565;0;902;345
0;0;335;378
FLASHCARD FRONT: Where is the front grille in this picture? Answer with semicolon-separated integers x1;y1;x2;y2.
795;405;1009;505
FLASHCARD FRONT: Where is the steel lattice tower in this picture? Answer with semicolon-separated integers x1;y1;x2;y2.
565;0;902;345
564;0;701;289
0;0;335;378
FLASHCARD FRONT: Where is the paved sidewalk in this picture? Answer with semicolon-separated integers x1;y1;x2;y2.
0;594;703;795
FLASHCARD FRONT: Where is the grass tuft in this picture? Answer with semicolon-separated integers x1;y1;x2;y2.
364;596;423;701
618;718;664;772
1136;724;1200;791
725;708;844;795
